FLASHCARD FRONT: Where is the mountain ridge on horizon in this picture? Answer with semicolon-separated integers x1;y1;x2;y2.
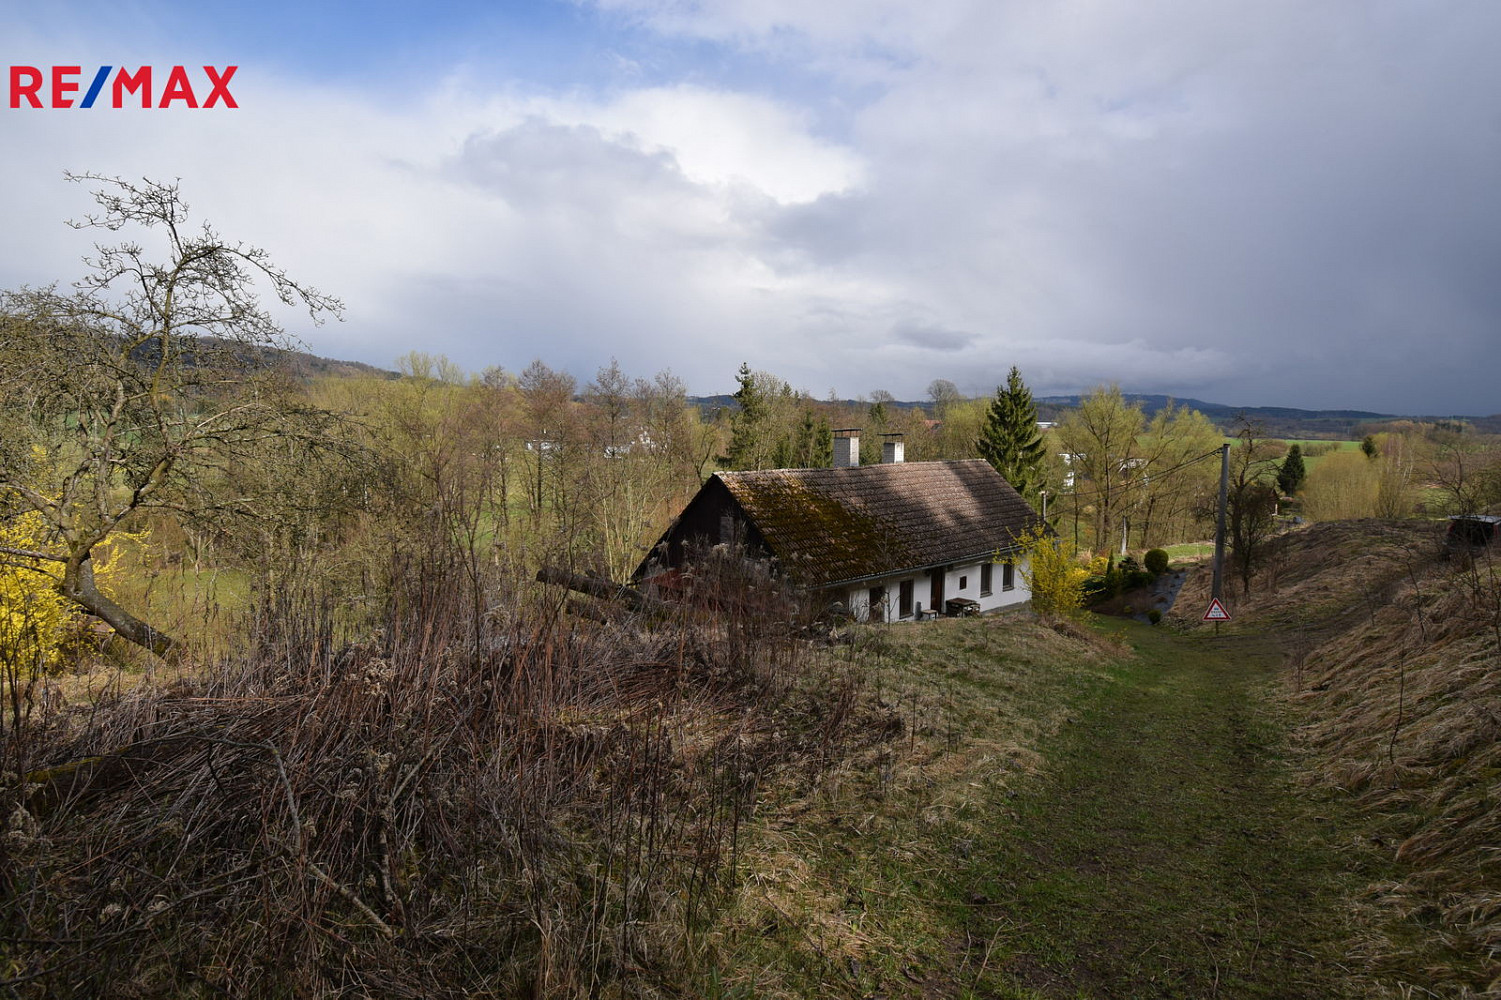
685;390;1498;437
278;343;1497;435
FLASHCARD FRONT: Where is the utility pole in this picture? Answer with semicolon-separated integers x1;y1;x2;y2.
1211;442;1230;601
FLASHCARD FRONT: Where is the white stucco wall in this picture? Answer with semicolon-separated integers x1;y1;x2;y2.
846;555;1032;622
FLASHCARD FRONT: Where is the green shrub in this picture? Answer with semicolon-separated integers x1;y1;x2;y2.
1104;556;1122;598
1144;548;1169;575
1115;556;1151;591
1147;609;1162;624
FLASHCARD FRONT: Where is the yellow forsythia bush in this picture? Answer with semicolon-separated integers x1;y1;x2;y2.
1016;524;1088;617
0;509;70;673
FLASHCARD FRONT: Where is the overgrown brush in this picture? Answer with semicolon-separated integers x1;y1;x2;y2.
1;550;861;997
1161;519;1501;991
1284;531;1501;995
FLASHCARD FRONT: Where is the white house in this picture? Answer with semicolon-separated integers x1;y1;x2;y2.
634;432;1045;622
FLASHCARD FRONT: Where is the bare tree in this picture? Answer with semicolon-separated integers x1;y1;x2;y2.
926;378;961;414
1056;385;1145;553
517;359;577;518
1426;424;1501;515
0;174;341;658
1375;430;1418;518
1134;403;1221;548
1225;418;1283;594
584;358;634;455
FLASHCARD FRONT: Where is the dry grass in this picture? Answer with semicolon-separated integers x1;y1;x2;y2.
694;611;1126;998
14;515;1494;996
1170;518;1501;996
0;555;877;998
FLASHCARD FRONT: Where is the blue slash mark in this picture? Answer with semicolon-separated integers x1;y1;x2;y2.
80;66;112;108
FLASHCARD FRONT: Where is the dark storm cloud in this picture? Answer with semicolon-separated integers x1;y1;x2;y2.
891;319;974;352
613;0;1501;412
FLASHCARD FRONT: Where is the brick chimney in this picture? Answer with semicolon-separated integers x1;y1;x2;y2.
881;433;905;464
833;428;860;468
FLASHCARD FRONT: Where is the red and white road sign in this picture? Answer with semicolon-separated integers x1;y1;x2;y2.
1203;597;1231;622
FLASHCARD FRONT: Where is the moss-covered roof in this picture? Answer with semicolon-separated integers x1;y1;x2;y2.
714;460;1042;588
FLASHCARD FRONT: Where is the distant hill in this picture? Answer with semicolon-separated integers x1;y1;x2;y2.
1036;395;1501;438
689;391;1497;440
120;336;399;383
688;394;931;413
1037;393;1389;422
275;351;1496;439
277;346;398;381
1036;394;1393;439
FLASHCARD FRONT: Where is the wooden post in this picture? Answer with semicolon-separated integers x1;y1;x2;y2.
1211;442;1230;602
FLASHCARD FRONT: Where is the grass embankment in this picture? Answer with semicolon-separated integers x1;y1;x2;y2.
703;614;1380;998
1176;518;1501;995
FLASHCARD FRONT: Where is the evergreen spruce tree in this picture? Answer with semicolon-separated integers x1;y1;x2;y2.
719;362;768;469
976;366;1047;505
1276;443;1307;496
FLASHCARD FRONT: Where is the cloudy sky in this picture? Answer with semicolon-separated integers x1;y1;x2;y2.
3;0;1497;415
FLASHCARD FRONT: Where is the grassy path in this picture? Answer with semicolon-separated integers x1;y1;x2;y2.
972;622;1373;998
705;616;1387;998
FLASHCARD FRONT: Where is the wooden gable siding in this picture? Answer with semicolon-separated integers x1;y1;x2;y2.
635;477;771;579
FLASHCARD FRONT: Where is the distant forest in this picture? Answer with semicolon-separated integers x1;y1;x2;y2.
689;388;1498;440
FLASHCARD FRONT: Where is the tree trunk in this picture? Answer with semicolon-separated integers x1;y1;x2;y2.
60;551;178;660
535;566;668;615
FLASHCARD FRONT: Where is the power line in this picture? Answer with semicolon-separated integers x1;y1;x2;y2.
1054;445;1225;504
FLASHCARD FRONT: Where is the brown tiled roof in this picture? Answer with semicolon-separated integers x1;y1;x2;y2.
716;460;1042;588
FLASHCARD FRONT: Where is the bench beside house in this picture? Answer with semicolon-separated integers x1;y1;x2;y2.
632;434;1045;622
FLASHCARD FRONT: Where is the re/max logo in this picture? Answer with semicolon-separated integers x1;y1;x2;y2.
8;66;238;109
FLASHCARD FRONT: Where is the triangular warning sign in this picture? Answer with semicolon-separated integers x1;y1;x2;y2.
1203;597;1231;622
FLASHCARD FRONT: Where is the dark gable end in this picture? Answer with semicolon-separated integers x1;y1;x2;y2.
636;460;1042;590
633;476;771;580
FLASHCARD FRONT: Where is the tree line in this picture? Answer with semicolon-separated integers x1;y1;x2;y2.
4;175;1500;665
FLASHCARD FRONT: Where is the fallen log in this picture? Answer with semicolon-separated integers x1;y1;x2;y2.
535;567;668;615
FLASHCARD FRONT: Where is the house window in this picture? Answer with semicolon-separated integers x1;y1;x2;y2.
1002;561;1015;591
868;586;886;623
899;579;914;618
958;575;967;590
980;562;993;596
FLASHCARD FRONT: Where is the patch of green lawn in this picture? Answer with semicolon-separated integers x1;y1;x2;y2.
1162;542;1215;562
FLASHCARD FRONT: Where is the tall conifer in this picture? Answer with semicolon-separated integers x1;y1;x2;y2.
976;366;1047;505
719;363;766;469
1276;443;1307;496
